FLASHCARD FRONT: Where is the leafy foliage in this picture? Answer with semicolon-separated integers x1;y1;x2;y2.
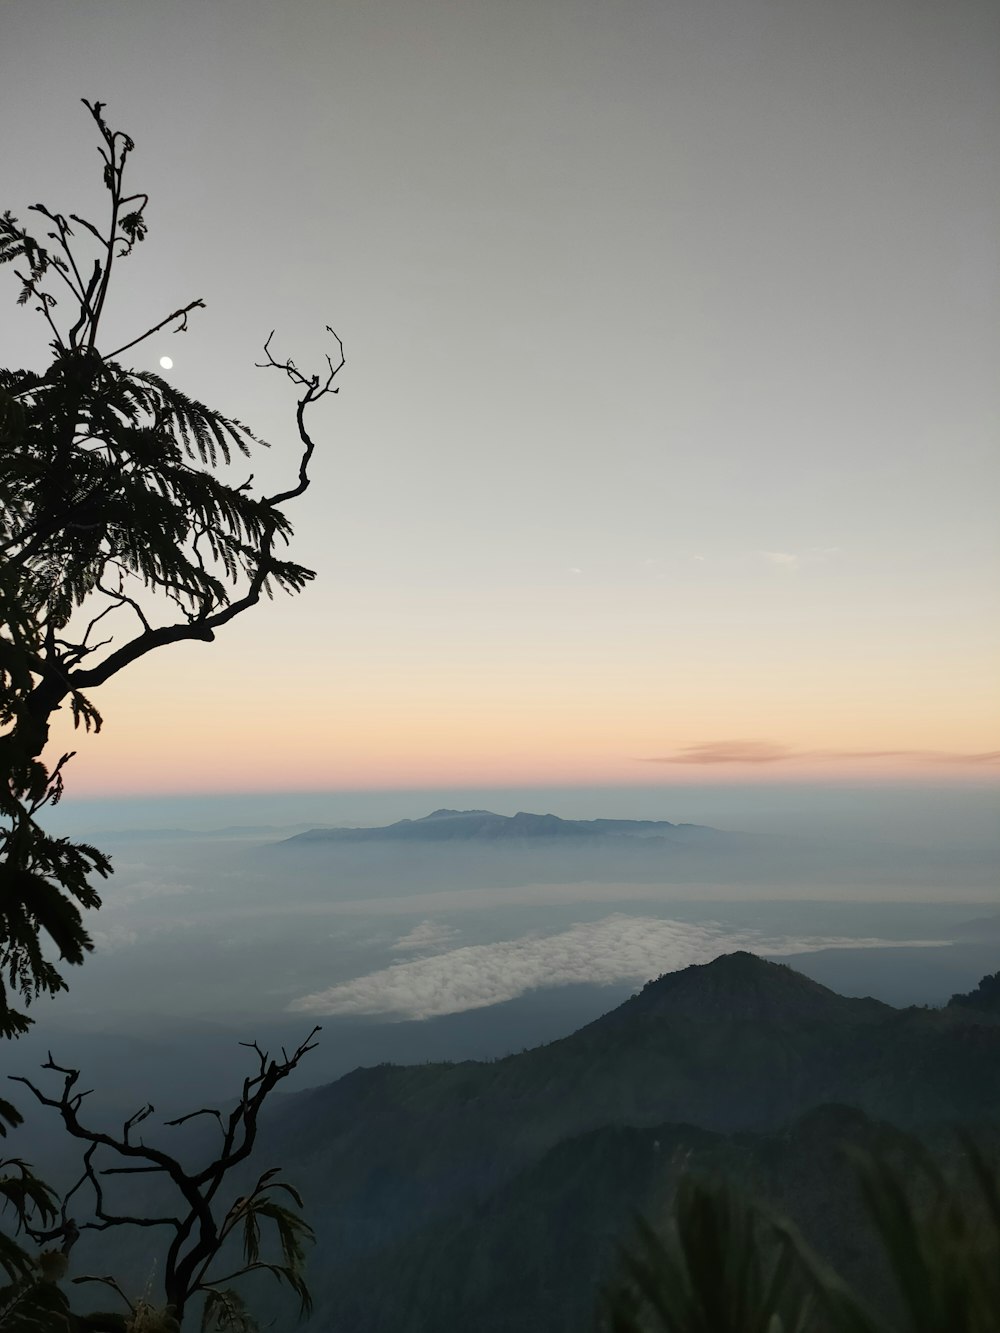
836;1135;1000;1333
602;1177;814;1333
0;544;111;1037
0;1265;74;1333
1;98;336;1328
602;1133;1000;1333
0;1153;70;1330
949;971;1000;1015
0;98;340;1035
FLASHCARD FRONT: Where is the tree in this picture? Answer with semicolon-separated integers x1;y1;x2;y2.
4;1031;320;1331
948;971;1000;1015
0;99;340;1326
0;97;343;1038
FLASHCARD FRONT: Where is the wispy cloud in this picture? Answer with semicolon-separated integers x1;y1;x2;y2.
643;740;1000;766
287;915;944;1021
759;547;841;572
650;740;792;765
389;920;460;953
761;550;799;570
91;925;140;953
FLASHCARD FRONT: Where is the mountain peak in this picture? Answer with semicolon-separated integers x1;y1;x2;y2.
422;808;493;819
595;952;890;1027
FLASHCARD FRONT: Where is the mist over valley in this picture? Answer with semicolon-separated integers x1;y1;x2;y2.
14;784;998;1118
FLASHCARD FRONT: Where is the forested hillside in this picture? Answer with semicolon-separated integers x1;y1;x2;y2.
219;953;1000;1331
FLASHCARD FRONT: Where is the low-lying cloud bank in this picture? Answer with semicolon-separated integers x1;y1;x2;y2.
288;915;943;1021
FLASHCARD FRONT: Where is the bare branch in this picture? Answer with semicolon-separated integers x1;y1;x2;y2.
164;1106;226;1132
258;327;344;507
7;1028;320;1321
123;1103;155;1143
95;572;153;634
70;1273;134;1310
99;1165;168;1176
104;299;205;361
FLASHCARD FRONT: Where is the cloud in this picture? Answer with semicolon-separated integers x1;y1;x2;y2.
649;740;793;765
643;740;1000;766
91;925;140;952
390;920;460;953
761;550;799;569
287;915;944;1021
760;547;840;571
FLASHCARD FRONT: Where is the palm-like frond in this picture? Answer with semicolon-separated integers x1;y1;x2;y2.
603;1176;814;1333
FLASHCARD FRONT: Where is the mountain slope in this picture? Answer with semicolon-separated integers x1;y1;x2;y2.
80;954;1000;1331
249;949;1000;1330
316;1105;912;1333
257;954;1000;1283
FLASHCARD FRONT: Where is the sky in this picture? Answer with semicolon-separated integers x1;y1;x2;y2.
2;0;998;798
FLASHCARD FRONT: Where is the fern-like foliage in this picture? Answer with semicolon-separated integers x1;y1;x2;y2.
207;1168;313;1324
602;1135;1000;1333
0;1154;67;1331
602;1175;814;1333
1;99;336;1037
844;1136;1000;1333
199;1289;253;1333
0;1269;73;1333
0;556;111;1036
0;350;313;632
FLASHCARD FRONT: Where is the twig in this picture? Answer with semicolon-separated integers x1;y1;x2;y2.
104;299;205;362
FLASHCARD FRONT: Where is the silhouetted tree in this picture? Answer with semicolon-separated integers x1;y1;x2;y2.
0;97;342;1038
1;99;339;1327
949;971;1000;1015
4;1029;319;1330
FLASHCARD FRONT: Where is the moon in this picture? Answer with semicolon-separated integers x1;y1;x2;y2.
159;355;174;370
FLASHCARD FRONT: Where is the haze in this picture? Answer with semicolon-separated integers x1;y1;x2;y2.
10;783;992;1123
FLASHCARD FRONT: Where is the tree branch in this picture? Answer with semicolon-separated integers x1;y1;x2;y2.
103;299;205;362
259;326;344;505
7;1029;320;1321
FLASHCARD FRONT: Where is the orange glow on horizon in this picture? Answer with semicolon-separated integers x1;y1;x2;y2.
48;711;1000;799
38;613;999;799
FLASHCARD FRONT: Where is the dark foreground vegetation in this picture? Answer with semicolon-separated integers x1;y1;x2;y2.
1;100;336;1327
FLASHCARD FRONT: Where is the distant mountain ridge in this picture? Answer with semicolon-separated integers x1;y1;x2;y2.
280;807;722;845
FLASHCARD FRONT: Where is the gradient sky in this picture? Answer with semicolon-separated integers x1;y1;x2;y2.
2;0;998;795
